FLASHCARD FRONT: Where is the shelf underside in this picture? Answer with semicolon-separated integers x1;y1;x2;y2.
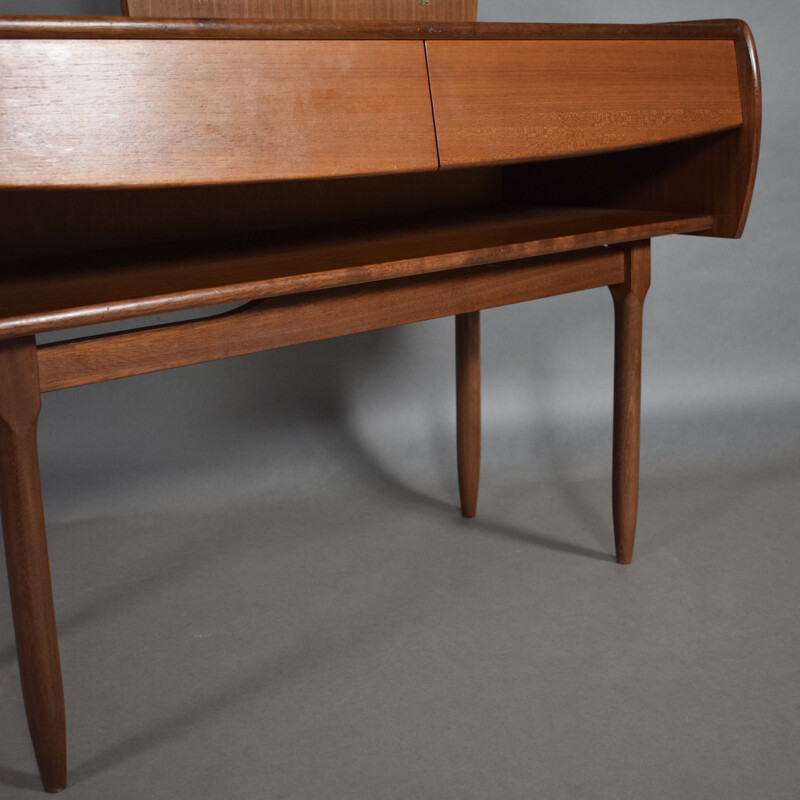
0;205;712;339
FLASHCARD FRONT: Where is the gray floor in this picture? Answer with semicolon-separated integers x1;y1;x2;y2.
2;401;799;800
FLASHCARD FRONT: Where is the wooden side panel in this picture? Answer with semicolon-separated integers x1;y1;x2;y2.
0;39;437;188
123;0;478;21
503;22;761;239
428;39;743;167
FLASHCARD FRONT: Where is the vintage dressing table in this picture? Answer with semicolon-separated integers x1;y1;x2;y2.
0;1;759;790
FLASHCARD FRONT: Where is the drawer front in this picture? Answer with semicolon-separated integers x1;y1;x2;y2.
0;39;438;188
427;39;743;167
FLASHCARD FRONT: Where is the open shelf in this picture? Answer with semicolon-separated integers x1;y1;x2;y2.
0;204;712;339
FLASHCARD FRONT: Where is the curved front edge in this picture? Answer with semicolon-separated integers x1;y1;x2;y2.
727;19;762;238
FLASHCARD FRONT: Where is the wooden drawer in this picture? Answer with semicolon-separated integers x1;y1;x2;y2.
427;39;744;167
0;39;438;188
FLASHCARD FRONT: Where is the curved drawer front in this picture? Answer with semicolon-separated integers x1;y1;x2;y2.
0;39;438;188
427;39;743;167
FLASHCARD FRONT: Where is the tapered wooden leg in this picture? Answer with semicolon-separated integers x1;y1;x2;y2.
608;242;651;564
0;337;67;793
456;311;480;518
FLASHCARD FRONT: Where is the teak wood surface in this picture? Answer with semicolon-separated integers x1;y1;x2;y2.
0;13;760;794
0;207;712;339
0;39;437;187
610;242;651;564
0;339;66;792
427;39;742;166
36;247;626;391
456;310;480;518
499;23;761;239
0;16;758;40
123;0;478;20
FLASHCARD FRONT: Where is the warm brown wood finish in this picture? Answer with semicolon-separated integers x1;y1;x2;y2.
503;21;760;238
0;17;757;230
728;22;762;237
0;39;437;187
427;39;742;167
0;17;756;41
124;0;478;20
0;170;503;262
0;15;760;793
37;248;624;392
0;339;66;793
456;311;480;517
609;242;651;564
0;207;712;340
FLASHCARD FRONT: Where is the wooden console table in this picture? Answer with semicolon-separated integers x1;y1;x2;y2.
0;14;759;792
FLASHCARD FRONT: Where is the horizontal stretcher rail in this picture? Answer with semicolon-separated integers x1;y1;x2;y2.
37;246;625;392
0;207;712;340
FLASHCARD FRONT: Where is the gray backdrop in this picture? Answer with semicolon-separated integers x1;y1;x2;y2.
1;2;798;799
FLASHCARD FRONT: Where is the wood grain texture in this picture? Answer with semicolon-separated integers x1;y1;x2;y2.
1;207;712;339
0;39;437;188
37;247;624;391
0;338;66;792
725;19;761;236
0;17;753;42
609;241;650;564
456;311;480;518
427;39;743;166
124;0;478;21
503;21;760;238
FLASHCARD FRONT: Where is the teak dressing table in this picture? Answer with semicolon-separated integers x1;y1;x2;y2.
0;0;759;790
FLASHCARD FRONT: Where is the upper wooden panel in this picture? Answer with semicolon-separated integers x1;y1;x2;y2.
0;18;759;235
427;39;743;167
0;39;437;188
122;0;478;21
